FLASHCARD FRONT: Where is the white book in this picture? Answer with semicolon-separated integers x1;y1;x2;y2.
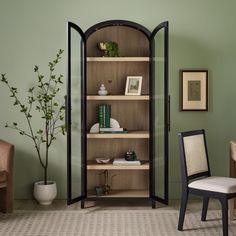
113;158;141;165
100;127;124;132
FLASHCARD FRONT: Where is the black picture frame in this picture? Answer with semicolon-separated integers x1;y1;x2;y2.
180;70;208;111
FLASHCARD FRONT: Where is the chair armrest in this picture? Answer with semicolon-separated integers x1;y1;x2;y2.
0;140;14;174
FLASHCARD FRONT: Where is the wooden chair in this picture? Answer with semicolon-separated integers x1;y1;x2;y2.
229;140;236;220
0;139;14;213
178;129;236;236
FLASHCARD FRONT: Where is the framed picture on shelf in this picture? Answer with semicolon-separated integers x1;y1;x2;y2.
125;76;142;95
180;70;208;111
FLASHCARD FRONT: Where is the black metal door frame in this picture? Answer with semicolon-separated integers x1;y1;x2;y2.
67;22;86;204
150;21;169;205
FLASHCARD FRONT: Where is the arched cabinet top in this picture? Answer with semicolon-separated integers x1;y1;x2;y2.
85;20;151;39
85;20;151;57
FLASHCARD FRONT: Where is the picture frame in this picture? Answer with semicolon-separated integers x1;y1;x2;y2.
180;70;208;111
125;76;142;95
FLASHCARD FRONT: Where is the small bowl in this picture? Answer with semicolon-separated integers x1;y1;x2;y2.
95;158;110;164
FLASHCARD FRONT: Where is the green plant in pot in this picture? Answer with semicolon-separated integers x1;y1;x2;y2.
1;49;65;205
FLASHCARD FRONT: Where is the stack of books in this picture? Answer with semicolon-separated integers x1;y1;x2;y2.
99;127;128;133
113;158;141;165
98;104;127;133
98;104;111;128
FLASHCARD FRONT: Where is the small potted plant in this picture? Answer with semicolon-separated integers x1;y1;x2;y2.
1;49;65;205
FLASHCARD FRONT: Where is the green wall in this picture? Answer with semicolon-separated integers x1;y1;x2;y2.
1;0;236;199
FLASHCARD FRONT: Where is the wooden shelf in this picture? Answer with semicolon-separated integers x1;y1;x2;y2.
87;95;150;101
87;160;149;170
87;57;150;62
87;189;149;198
87;131;149;139
87;57;164;62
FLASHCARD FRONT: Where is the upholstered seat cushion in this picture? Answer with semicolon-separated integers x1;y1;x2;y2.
189;176;236;193
0;169;7;183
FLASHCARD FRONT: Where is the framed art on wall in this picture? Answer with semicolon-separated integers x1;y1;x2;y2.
180;70;208;111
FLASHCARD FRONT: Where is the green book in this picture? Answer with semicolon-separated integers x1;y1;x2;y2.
98;104;111;128
98;105;105;128
104;104;111;128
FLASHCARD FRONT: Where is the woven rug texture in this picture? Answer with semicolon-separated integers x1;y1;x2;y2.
0;210;236;236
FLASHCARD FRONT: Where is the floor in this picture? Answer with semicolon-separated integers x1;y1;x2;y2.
14;198;222;211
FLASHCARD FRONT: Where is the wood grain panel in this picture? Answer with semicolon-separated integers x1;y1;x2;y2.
87;100;149;131
87;139;149;161
86;26;149;57
87;160;149;170
87;61;149;95
87;170;149;190
87;95;150;100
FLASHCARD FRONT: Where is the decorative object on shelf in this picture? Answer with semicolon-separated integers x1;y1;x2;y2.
90;123;99;133
95;186;104;196
180;69;208;111
99;127;127;133
113;158;141;166
124;150;137;161
95;157;110;164
110;118;120;128
107;79;112;95
98;104;111;128
102;170;116;195
97;42;119;57
89;118;120;133
98;84;108;96
125;76;142;95
1;49;65;205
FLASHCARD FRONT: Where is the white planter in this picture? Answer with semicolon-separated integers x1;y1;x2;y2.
33;181;57;205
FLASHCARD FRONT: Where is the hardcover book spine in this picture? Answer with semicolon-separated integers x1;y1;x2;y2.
105;104;111;128
98;105;105;128
98;104;111;129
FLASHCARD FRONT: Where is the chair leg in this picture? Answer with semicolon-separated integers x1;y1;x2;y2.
0;187;13;213
229;199;234;221
178;190;189;231
220;197;228;236
201;197;209;221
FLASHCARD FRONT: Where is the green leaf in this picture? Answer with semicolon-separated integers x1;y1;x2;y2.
28;87;34;93
11;87;17;92
34;65;39;72
14;100;19;106
37;129;43;134
1;74;8;83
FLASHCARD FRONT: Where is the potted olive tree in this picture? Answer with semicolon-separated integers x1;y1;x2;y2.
1;49;65;205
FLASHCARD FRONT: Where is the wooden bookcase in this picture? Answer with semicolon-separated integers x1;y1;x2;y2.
66;20;169;208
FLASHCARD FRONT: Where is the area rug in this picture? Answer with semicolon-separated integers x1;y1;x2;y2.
0;210;235;236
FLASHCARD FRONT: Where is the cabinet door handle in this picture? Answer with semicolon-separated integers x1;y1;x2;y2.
168;95;170;132
64;95;67;129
